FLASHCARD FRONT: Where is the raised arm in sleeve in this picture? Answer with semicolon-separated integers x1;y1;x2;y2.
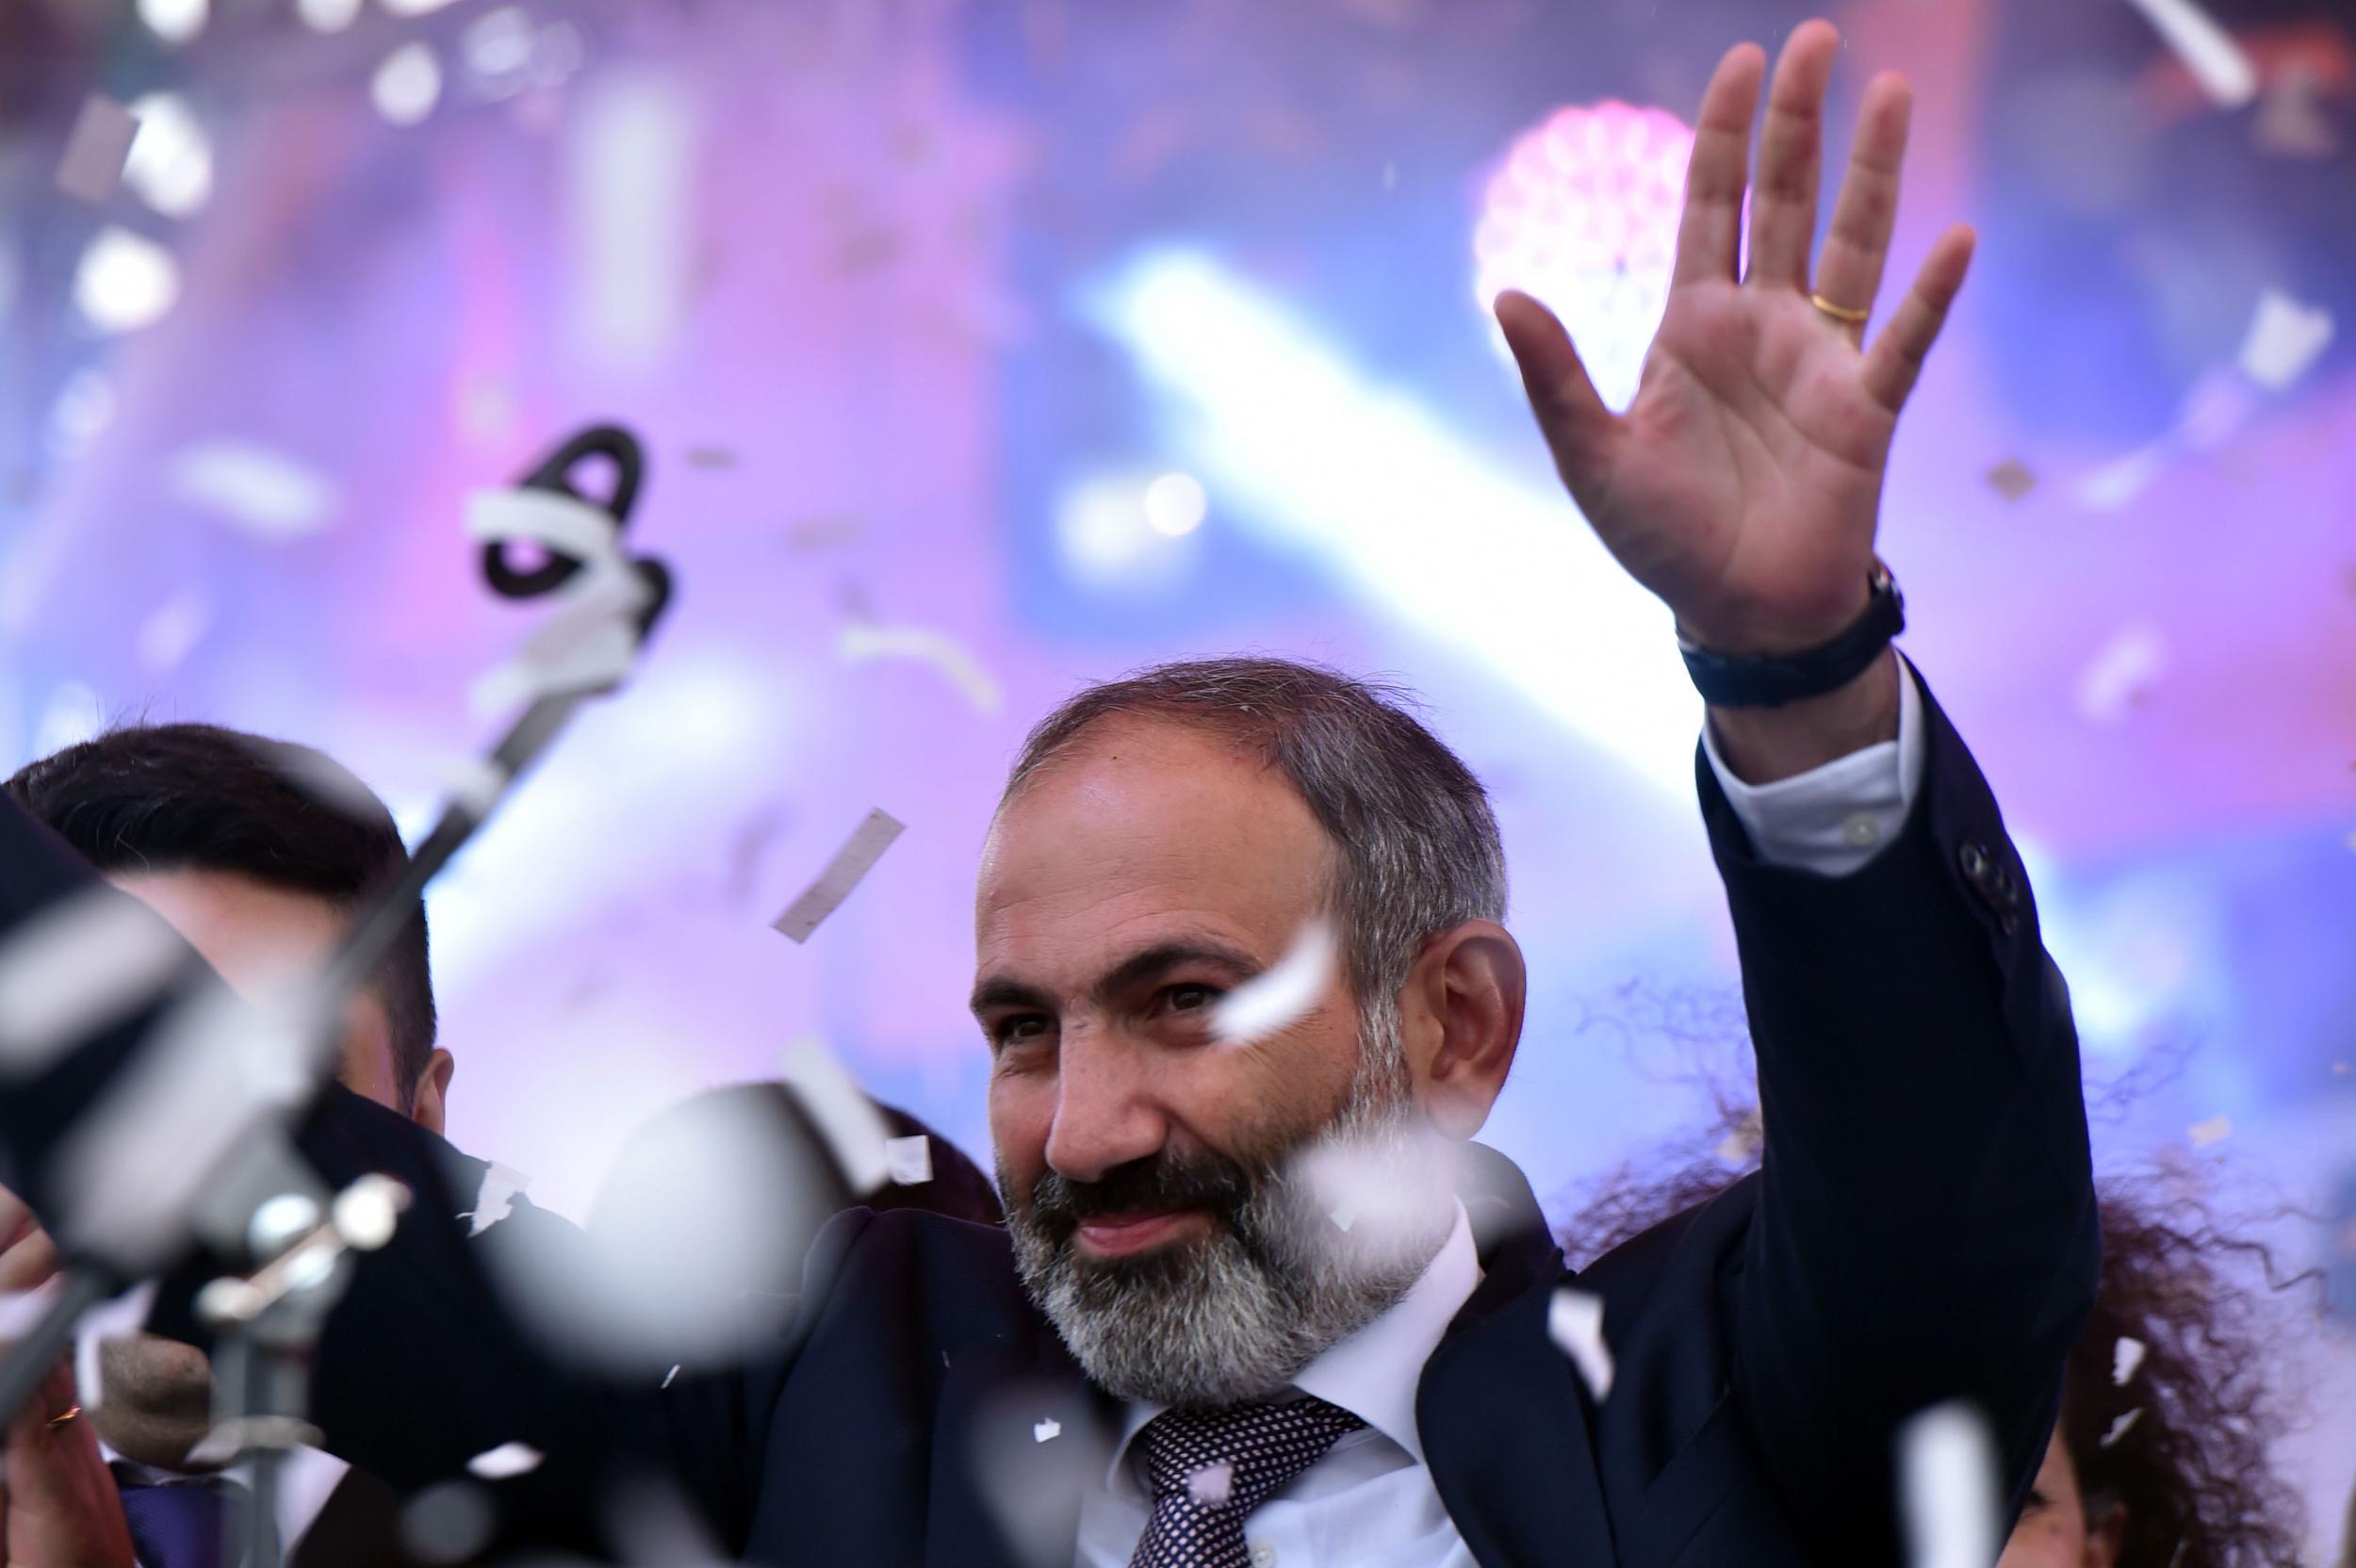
1701;664;2100;1560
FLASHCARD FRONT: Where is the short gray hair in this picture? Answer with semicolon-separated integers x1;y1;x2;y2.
1002;657;1508;1012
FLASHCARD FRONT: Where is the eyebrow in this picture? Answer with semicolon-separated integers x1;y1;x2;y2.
969;939;1263;1019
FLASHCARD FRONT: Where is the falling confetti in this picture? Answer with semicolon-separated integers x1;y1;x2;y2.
2121;0;2259;108
1984;459;2037;502
1186;1461;1234;1506
772;808;905;944
1209;920;1335;1045
168;441;337;538
1547;1287;1614;1401
2075;625;2168;726
2099;1408;2144;1448
467;1441;545;1479
467;557;652;718
2113;1335;2147;1385
2252;64;2341;157
2187;1115;2233;1148
57;95;141;205
401;1479;496;1565
1898;1401;2002;1568
838;620;1003;714
464;1162;530;1237
2236;290;2335;393
778;1036;895;1196
662;1364;680;1389
1032;1417;1061;1443
884;1134;934;1186
134;590;212;673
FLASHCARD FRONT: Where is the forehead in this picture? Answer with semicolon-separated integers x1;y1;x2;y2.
977;716;1334;982
106;867;345;994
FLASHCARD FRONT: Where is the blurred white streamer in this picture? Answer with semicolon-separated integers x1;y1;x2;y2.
0;889;186;1074
1287;1119;1457;1281
169;441;337;538
1209;921;1335;1045
466;1441;544;1479
372;45;444;127
466;561;651;717
1897;1401;2002;1568
838;620;1004;713
778;1036;893;1195
136;590;212;673
568;74;695;366
2120;0;2256;107
74;227;179;335
883;1134;934;1186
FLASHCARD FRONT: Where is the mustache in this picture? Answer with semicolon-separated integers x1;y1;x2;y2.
1024;1147;1264;1245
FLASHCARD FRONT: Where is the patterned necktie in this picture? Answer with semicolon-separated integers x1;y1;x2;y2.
1125;1396;1366;1568
114;1474;267;1568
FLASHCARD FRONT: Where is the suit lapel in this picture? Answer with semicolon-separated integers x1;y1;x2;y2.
1419;1148;1616;1568
928;1328;1112;1568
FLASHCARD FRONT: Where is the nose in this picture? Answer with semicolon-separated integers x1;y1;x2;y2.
1041;1028;1168;1185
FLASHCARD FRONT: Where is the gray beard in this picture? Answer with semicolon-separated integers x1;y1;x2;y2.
1005;1011;1457;1409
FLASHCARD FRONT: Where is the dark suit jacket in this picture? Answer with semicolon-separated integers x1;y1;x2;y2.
0;672;2097;1565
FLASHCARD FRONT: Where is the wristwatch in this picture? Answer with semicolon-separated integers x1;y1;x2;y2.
1676;564;1905;708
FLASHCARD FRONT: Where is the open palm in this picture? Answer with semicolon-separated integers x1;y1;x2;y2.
1498;21;1975;656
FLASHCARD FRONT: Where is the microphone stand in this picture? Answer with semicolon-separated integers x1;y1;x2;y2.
0;427;671;1568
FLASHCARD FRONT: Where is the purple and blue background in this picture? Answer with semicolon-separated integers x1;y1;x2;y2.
2;0;2351;1545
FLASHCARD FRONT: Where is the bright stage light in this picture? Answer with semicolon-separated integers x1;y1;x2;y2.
74;227;181;335
123;93;213;218
138;0;206;46
297;0;362;31
1088;249;1697;794
372;43;444;127
1473;101;1696;412
1143;472;1208;537
1055;470;1199;591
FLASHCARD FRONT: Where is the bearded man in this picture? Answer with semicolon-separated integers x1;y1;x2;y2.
0;21;2095;1566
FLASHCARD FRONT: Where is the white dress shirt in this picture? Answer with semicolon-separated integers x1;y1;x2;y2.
1074;659;1931;1568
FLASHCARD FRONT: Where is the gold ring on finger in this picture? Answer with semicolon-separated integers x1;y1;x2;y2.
1809;292;1872;325
43;1403;82;1431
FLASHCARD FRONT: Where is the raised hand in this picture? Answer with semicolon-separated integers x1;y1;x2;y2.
0;1354;132;1568
1497;19;1972;660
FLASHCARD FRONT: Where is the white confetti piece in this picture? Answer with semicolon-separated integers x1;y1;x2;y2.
2073;443;2169;512
170;442;337;538
1186;1461;1234;1506
2098;1408;2143;1448
1329;1201;1361;1233
778;1037;894;1195
1547;1287;1613;1401
467;1441;545;1479
135;590;212;673
884;1134;934;1186
2237;290;2334;393
662;1364;680;1389
838;620;1003;713
1032;1417;1061;1444
1898;1401;2001;1568
2120;0;2258;108
0;889;187;1073
465;1162;530;1236
2113;1335;2147;1385
57;95;141;205
773;809;904;943
2253;66;2340;159
465;486;621;563
2075;625;2168;726
2187;1115;2233;1149
331;1174;408;1251
1209;920;1335;1045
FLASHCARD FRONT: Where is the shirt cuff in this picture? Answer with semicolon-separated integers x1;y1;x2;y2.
1699;653;1926;876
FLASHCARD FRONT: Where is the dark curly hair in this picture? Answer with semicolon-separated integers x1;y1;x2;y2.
1560;1113;2311;1568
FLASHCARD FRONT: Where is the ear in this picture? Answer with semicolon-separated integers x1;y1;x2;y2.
409;1049;455;1138
1399;920;1526;1139
2085;1502;2125;1568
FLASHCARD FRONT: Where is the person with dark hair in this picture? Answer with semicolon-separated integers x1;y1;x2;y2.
0;20;2097;1565
1562;1139;2311;1568
0;722;450;1568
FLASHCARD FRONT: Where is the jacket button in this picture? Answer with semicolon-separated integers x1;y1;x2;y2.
1959;842;1989;881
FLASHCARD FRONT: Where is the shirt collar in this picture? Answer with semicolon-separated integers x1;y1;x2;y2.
1104;1200;1481;1494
